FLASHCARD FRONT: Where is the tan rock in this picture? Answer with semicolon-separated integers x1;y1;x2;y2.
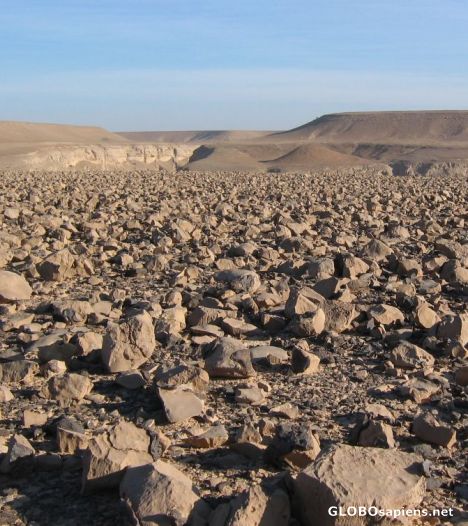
42;373;93;406
0;271;32;302
120;461;209;526
413;412;456;448
158;386;205;423
389;341;435;369
294;445;425;526
102;310;156;373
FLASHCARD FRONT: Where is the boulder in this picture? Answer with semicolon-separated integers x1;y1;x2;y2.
82;421;152;493
120;461;209;526
205;337;255;379
389;341;435;369
215;269;261;294
413;412;456;448
157;386;205;423
42;373;93;406
0;271;32;302
36;249;75;281
294;445;425;526
218;485;290;526
102;311;156;373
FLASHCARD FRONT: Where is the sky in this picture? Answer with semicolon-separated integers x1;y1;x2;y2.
1;0;468;130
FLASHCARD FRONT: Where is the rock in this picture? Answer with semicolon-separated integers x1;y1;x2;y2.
294;445;425;526
0;385;14;402
221;317;261;337
289;308;325;337
235;383;268;405
362;239;393;261
413;412;456;448
158;386;205;423
265;422;321;468
220;485;290;526
398;378;440;403
42;373;93;406
116;370;146;389
358;420;395;448
323;300;356;333
291;347;320;374
437;314;468;345
435;238;468;261
184;424;229;448
57;418;89;454
389;341;435;369
0;360;38;384
205;337;255;378
285;288;323;318
215;269;261;294
0;271;32;302
120;461;209;526
0;311;34;331
23;409;48;428
250;345;289;364
155;364;209;397
82;421;152;493
270;403;300;419
102;310;156;373
414;304;440;329
367;304;404;326
0;434;35;474
37;249;75;281
455;365;468;386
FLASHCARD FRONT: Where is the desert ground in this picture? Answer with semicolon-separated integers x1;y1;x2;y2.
0;113;467;525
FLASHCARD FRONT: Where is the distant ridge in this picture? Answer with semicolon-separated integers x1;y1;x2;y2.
270;110;468;144
0;121;126;144
118;130;272;144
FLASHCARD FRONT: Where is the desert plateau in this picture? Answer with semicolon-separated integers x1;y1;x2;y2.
0;109;466;525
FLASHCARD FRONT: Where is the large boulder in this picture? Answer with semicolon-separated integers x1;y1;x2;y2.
214;485;290;526
120;461;210;526
294;444;425;526
42;373;93;406
102;311;156;373
215;269;261;294
82;421;152;493
0;271;32;302
36;249;75;281
204;337;255;378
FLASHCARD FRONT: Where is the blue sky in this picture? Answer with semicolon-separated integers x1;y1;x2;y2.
1;0;468;130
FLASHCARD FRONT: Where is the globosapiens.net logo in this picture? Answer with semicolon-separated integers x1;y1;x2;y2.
328;506;455;519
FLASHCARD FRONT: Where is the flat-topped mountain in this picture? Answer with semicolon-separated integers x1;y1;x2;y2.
271;110;468;144
0;121;126;144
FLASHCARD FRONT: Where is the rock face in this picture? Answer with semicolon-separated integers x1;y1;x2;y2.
294;445;425;526
0;271;32;302
102;311;156;372
119;461;209;526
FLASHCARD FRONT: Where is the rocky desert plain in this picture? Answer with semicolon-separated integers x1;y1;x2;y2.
0;111;466;525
